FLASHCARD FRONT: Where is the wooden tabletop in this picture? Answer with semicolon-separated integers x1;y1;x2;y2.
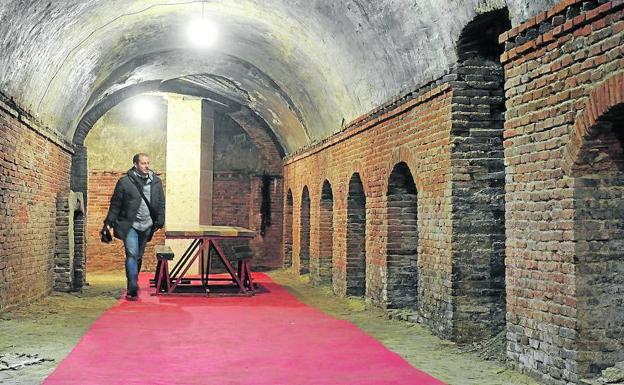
165;225;256;239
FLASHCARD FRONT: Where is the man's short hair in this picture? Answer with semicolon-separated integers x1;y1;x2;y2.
132;153;149;164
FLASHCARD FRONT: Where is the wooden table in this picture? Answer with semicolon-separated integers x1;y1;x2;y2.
156;225;256;296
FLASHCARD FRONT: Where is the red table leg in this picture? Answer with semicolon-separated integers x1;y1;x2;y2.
209;239;249;294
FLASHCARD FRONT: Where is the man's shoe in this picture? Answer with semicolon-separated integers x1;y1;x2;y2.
125;293;138;301
128;280;139;296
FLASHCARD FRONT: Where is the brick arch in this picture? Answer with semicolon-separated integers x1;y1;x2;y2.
564;74;624;176
313;179;334;286
568;76;624;377
346;172;367;296
385;161;419;309
347;160;369;196
283;189;294;268
299;185;311;274
383;146;421;193
455;7;510;62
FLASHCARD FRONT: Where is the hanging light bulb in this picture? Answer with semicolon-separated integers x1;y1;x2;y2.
187;18;218;48
187;0;218;49
132;96;156;121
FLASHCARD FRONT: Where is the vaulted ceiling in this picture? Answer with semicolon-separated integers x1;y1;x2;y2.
0;0;557;153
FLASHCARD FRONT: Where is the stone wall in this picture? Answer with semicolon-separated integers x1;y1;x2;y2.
0;95;73;312
500;1;624;383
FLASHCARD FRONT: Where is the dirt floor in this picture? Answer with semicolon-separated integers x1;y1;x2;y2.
0;270;540;385
0;274;122;385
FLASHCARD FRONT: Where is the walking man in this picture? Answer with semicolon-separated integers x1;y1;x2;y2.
104;153;165;300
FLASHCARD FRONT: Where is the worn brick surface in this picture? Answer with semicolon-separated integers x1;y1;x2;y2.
284;58;511;341
0;104;72;312
501;1;624;383
284;83;457;337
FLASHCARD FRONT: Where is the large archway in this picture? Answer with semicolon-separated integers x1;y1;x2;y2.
346;173;366;296
299;186;311;274
573;103;624;378
386;162;418;309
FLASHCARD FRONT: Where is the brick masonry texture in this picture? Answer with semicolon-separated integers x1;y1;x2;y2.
500;1;624;383
283;53;511;343
1;3;623;384
54;191;86;292
284;82;460;339
212;172;284;271
0;100;73;313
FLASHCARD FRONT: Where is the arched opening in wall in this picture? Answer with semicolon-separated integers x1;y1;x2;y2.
386;162;418;309
299;186;311;274
346;173;366;296
284;189;294;268
450;7;510;341
573;104;624;378
457;8;510;62
315;180;334;286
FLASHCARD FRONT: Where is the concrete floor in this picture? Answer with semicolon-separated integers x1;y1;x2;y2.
0;271;539;385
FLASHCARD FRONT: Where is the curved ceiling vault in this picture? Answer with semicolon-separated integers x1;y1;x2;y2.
0;0;558;154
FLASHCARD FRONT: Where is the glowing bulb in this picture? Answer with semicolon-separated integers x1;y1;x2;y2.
132;97;156;121
187;18;218;49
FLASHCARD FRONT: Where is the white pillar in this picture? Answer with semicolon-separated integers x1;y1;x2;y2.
165;96;214;271
200;105;214;225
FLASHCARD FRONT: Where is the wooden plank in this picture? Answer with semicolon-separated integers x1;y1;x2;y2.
155;245;174;260
166;225;255;239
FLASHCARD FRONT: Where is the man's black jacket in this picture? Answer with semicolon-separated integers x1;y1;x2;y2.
104;168;165;241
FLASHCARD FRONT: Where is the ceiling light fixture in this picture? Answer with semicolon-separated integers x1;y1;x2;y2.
187;0;218;49
132;96;157;121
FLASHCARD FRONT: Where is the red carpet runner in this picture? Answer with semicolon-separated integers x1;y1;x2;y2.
44;273;445;385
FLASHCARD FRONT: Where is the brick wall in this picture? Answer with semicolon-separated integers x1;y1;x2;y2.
311;180;333;286
283;191;293;268
212;172;284;271
299;187;311;274
500;1;624;383
0;97;73;313
54;191;86;292
386;162;418;309
283;59;513;341
86;171;165;272
449;58;507;341
211;113;284;271
284;82;457;337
